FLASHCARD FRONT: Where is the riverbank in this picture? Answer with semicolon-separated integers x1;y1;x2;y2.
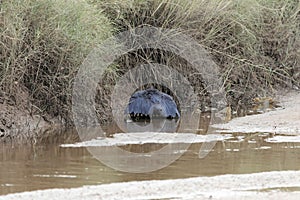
0;97;64;144
213;91;300;135
1;0;299;127
1;90;299;144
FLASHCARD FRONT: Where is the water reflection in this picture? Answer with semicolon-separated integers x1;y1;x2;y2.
125;118;179;133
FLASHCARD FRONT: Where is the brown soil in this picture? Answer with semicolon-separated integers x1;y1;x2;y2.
0;92;65;144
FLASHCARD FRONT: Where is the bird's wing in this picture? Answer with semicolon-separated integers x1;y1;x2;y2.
125;94;153;115
161;95;180;118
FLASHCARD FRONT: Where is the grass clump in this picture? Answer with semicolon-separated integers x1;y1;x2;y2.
0;0;113;121
97;0;299;110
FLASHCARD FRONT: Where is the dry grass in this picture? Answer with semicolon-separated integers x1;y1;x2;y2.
98;0;300;113
0;0;113;122
0;0;299;124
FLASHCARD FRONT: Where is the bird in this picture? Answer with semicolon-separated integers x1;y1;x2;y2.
125;88;180;121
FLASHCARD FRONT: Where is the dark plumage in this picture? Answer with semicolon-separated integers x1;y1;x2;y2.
125;88;180;120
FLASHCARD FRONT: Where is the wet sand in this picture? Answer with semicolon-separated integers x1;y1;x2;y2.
213;91;300;135
1;171;300;200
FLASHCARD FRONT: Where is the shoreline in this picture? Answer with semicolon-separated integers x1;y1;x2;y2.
213;91;300;135
1;90;299;144
1;171;300;200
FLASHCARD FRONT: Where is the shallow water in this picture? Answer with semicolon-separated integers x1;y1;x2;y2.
1;130;300;195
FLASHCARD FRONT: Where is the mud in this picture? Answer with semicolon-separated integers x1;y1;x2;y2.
0;102;64;144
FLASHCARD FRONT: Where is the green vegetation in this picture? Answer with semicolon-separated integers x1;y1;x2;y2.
1;0;299;123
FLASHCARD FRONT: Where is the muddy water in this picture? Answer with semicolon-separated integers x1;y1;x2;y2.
0;106;297;196
1;131;300;195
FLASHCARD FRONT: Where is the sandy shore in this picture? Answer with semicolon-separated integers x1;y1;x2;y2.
1;171;300;200
213;91;300;135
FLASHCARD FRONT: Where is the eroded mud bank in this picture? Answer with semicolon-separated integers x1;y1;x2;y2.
0;103;64;144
